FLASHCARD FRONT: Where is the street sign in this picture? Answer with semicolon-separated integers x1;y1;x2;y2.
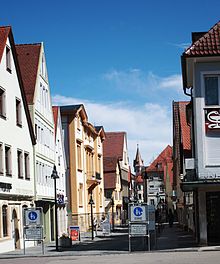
24;226;43;240
130;224;147;236
129;204;147;222
24;208;42;226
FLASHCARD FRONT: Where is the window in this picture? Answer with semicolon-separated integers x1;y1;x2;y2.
0;87;6;118
77;142;82;170
97;155;101;173
99;188;103;207
17;149;23;178
6;46;11;72
150;199;155;205
0;143;3;175
2;205;8;237
204;75;219;105
5;145;12;176
79;183;83;207
16;98;22;126
24;152;30;180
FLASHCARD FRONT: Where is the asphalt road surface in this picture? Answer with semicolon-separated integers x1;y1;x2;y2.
1;251;220;264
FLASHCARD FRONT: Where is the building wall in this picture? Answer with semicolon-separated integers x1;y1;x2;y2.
0;37;34;252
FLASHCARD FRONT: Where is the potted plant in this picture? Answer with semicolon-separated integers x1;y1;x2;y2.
58;233;72;248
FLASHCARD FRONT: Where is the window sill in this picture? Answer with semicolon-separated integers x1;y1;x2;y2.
16;123;22;128
0;114;6;120
6;67;12;74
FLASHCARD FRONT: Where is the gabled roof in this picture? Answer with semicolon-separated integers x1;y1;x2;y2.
184;21;220;57
173;101;191;152
15;43;41;104
95;126;106;141
0;26;10;63
52;106;59;140
60;104;88;121
0;26;36;145
103;156;118;172
146;145;172;172
103;132;125;159
104;172;117;189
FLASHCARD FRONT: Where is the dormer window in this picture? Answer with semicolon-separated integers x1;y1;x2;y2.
204;75;220;105
6;46;11;73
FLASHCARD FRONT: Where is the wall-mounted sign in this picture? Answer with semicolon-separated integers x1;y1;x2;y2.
205;108;220;131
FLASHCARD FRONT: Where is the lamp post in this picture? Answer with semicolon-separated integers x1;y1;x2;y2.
111;197;114;232
51;165;59;251
89;193;94;240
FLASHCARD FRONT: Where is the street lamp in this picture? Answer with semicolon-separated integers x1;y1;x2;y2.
51;165;59;251
89;193;94;240
111;197;114;232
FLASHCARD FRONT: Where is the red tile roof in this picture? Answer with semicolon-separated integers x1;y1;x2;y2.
178;102;191;151
184;21;220;57
103;132;125;159
103;157;118;172
104;172;116;189
52;106;59;140
0;26;10;63
146;145;172;172
15;43;41;104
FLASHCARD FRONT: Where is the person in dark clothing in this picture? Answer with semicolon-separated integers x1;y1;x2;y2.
168;209;174;227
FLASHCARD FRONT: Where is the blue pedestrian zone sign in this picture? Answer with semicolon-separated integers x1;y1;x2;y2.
24;208;42;226
28;211;38;221
129;205;147;222
133;207;143;217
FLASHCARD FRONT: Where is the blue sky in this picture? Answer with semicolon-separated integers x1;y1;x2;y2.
2;1;220;166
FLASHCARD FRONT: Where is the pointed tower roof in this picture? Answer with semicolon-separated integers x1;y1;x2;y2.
133;144;144;168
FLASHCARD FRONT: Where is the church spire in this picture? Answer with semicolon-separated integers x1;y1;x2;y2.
133;144;144;175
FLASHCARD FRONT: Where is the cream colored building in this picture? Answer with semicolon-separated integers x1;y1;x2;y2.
60;105;105;232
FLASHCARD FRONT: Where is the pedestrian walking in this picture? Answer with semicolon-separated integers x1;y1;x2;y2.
168;209;174;227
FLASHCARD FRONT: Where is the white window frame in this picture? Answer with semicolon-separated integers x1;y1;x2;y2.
0;87;6;118
16;98;22;127
6;46;11;73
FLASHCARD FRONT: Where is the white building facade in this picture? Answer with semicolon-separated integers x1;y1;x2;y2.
0;26;35;253
16;43;55;242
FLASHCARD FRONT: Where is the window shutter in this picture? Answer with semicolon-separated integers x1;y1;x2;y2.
9;147;12;175
3;92;6;117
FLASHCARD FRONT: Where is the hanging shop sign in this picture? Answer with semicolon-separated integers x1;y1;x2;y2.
205;108;220;131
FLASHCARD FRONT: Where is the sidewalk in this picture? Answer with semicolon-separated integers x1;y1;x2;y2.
1;224;220;259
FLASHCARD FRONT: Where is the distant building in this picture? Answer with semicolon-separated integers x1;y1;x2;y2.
146;145;173;209
103;132;129;225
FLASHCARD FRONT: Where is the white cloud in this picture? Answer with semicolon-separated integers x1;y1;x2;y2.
102;69;182;95
52;94;172;168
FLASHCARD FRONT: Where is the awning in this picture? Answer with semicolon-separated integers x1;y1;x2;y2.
181;180;220;192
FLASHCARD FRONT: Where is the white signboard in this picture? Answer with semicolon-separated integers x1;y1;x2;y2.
130;224;147;235
130;205;147;222
101;219;111;235
24;227;43;240
24;208;42;226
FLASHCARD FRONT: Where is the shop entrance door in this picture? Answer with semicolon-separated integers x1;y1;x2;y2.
206;192;220;244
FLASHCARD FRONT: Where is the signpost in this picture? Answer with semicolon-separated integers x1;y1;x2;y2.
128;203;155;252
23;207;44;254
